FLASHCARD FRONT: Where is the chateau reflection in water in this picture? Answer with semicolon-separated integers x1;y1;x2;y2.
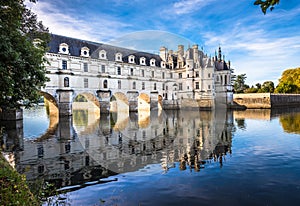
1;106;234;191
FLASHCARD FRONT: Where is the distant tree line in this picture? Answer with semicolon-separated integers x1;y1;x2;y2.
233;67;300;94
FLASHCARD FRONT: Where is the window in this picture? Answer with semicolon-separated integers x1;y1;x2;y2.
129;55;135;63
154;83;157;90
117;66;121;75
130;68;134;76
195;82;199;89
150;58;156;66
170;73;173;78
140;57;146;65
179;83;183;90
152;71;154;78
64;77;69;87
141;69;144;77
133;82;136;89
99;50;107;59
115;53;122;62
59;43;69;54
162;83;165;90
196;71;199;77
62;60;67;70
162;72;165;79
84;78;88;88
142;82;145;90
187;74;189;78
101;65;105;73
81;47;90;57
208;85;211;89
103;80;108;88
83;63;88;72
118;80;121;89
224;75;227;85
179;73;182;78
208;73;211;78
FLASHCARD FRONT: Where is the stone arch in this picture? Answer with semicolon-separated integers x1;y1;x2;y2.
138;93;150;128
110;92;129;131
110;92;129;113
39;91;59;135
158;95;163;111
72;92;100;123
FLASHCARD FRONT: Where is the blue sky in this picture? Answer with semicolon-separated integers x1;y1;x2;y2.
27;0;300;85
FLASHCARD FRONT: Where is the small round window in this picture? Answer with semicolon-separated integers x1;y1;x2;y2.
101;53;105;58
62;47;66;52
83;51;87;55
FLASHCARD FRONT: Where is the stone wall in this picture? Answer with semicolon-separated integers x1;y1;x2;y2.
233;93;300;108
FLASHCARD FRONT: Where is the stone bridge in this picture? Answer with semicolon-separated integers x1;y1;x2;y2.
41;79;164;117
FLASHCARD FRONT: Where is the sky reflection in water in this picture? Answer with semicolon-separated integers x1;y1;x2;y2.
8;107;300;205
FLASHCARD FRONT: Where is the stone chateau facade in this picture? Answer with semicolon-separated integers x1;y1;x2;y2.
43;34;233;115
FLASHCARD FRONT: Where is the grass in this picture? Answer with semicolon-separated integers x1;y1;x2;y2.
0;153;40;206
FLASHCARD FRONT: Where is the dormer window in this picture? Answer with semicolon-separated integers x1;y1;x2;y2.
81;47;90;57
59;43;69;54
99;50;107;59
115;52;123;62
140;57;146;65
161;61;166;68
150;58;156;66
128;55;135;64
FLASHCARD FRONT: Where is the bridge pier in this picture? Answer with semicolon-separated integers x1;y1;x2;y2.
57;89;73;116
150;92;158;110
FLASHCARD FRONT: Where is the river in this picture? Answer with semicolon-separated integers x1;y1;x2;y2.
1;106;300;206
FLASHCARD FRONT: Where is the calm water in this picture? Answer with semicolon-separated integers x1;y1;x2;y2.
1;106;300;206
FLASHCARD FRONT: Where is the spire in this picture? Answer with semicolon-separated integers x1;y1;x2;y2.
218;46;222;61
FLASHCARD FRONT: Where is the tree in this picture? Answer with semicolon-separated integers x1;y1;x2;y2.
233;74;249;93
0;0;49;110
254;0;280;14
275;67;300;93
259;81;275;93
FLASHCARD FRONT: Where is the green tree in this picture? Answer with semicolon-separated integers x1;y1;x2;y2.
275;67;300;93
233;74;249;93
259;81;275;93
0;0;49;111
254;0;280;14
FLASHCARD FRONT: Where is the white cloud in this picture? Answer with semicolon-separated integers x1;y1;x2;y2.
26;1;131;42
200;21;300;86
171;0;216;15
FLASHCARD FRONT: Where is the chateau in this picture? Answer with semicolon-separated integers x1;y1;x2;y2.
43;34;233;115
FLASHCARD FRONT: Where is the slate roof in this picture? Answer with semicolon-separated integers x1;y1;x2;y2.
48;34;163;67
215;61;229;71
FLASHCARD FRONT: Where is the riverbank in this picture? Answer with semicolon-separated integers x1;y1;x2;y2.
0;153;39;206
233;93;300;109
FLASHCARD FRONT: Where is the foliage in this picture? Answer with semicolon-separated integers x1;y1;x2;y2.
259;81;274;93
244;81;275;93
74;94;88;102
280;113;300;134
233;74;249;93
0;0;50;110
0;154;39;205
244;86;258;93
275;67;300;93
254;0;280;14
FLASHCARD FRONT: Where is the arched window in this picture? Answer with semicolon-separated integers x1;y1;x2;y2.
103;80;108;88
81;47;90;57
64;77;69;87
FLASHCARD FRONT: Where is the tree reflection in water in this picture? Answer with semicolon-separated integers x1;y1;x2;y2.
1;107;234;198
